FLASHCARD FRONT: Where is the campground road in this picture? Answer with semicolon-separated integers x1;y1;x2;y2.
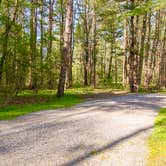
0;93;166;166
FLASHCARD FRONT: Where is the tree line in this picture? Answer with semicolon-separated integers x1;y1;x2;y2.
0;0;165;97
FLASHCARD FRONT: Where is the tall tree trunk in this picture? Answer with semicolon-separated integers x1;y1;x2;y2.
128;0;138;92
137;13;147;86
108;54;113;79
123;19;128;86
67;28;73;88
115;49;118;85
144;13;151;89
60;0;64;55
57;0;73;97
0;35;8;84
47;0;55;88
159;23;166;88
0;0;18;84
67;3;75;88
92;10;97;87
30;0;37;89
83;2;90;86
40;0;44;86
147;11;160;88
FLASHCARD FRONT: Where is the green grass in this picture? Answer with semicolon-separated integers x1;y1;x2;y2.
147;108;166;166
138;87;166;94
0;87;126;120
0;87;107;120
0;94;83;120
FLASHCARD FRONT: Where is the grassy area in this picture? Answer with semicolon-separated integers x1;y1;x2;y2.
0;95;83;120
138;87;166;94
0;87;164;120
0;88;90;120
147;108;166;166
0;87;120;120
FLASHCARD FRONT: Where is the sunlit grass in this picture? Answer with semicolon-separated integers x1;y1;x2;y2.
147;108;166;166
0;95;82;120
0;87;114;120
0;86;132;120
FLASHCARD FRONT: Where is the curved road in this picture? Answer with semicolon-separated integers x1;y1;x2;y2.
0;94;166;166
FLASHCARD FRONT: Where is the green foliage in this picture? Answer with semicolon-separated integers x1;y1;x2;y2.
120;0;166;19
147;108;166;166
138;87;166;94
152;0;166;11
0;0;165;96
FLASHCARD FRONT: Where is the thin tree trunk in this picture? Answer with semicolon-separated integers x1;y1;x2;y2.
40;0;44;86
123;19;128;86
144;13;151;89
115;49;118;85
47;0;55;88
137;13;147;86
147;11;160;88
159;22;166;88
30;0;37;89
67;3;75;88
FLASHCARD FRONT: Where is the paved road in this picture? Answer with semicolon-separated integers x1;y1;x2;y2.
0;94;166;166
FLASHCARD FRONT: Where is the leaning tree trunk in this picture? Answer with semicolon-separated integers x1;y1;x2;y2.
57;0;73;97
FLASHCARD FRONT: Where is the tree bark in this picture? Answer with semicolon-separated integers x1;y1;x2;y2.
128;0;138;92
30;0;37;89
137;13;147;86
57;0;73;97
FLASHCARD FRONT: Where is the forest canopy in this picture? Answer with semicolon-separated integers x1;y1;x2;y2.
0;0;166;97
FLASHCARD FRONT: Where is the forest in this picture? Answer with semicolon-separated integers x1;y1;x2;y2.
0;0;165;97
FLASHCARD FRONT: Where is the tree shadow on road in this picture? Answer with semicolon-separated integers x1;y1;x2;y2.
61;125;153;166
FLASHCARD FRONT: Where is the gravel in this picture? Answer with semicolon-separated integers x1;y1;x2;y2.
0;93;166;166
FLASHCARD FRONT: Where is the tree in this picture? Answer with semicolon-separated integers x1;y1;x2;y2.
57;0;73;97
0;0;165;96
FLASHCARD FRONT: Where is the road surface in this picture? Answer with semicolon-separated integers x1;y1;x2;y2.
0;93;166;166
